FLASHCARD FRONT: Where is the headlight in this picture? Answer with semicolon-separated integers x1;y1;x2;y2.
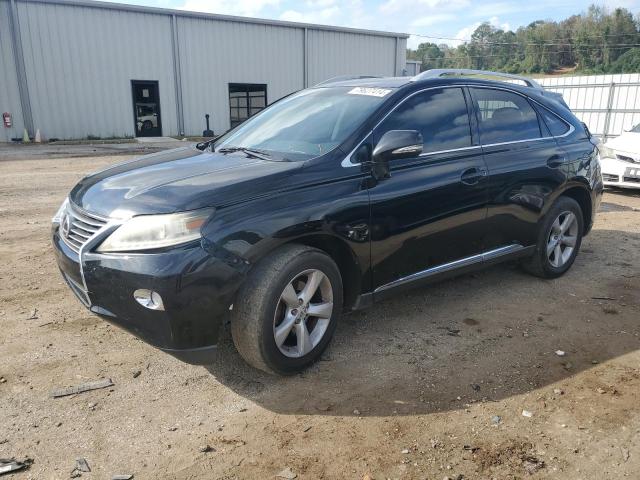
96;208;214;252
598;145;615;159
52;198;69;224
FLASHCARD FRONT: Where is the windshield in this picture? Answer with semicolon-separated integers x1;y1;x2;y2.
214;86;393;161
631;123;640;133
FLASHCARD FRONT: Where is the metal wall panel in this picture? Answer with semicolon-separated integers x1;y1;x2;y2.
2;0;408;139
16;0;177;139
176;17;304;136
307;30;401;86
540;73;640;139
0;0;25;142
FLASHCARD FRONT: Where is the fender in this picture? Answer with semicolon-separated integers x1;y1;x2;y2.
200;169;372;295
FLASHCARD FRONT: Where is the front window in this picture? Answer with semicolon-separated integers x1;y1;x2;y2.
216;87;393;161
631;123;640;133
376;88;472;154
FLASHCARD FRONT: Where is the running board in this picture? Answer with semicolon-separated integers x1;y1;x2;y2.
374;244;526;294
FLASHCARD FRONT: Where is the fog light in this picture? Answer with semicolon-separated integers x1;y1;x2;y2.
133;289;165;311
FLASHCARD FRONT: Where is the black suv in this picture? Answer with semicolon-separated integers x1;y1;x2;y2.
52;69;603;375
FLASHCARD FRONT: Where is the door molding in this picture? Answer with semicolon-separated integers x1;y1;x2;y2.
374;244;526;294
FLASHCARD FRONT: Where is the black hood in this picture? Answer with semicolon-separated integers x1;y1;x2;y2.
69;146;302;218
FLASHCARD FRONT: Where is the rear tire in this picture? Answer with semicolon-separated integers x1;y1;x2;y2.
522;196;584;278
231;244;343;375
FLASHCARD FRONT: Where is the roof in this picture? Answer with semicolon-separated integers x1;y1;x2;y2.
21;0;410;39
315;70;548;92
315;77;413;88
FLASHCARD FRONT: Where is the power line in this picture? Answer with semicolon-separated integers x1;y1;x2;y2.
413;45;640;62
409;30;640;45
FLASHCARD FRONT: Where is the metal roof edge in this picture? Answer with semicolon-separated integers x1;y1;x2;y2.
16;0;410;39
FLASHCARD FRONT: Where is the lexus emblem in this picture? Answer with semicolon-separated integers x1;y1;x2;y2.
61;214;71;239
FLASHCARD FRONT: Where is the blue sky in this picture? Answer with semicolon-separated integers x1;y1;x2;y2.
102;0;640;48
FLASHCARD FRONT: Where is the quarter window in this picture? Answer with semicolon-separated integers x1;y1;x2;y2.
377;88;472;154
229;83;267;128
471;88;542;144
539;107;570;136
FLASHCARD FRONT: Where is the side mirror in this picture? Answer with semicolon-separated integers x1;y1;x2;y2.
371;130;423;179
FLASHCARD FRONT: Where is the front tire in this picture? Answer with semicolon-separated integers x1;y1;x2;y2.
523;196;584;278
231;244;343;375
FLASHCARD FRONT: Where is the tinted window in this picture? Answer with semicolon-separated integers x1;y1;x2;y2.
539;107;570;136
378;88;472;154
471;88;541;144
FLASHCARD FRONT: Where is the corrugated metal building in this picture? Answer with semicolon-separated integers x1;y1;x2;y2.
1;0;409;142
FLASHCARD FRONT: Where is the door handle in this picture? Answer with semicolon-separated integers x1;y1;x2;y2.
460;167;487;185
547;154;566;168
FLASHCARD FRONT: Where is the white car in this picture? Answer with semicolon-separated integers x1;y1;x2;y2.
599;123;640;189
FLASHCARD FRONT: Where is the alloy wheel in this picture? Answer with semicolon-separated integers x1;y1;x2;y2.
273;269;334;358
547;210;578;268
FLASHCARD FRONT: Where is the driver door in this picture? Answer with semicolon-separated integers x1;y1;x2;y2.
368;87;490;292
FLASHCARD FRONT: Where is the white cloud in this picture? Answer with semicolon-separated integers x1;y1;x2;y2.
279;0;375;30
449;15;510;45
380;0;469;14
178;0;280;17
280;6;340;23
410;13;457;28
305;0;336;7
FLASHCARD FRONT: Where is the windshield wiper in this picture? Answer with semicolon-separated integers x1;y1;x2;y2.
217;146;272;160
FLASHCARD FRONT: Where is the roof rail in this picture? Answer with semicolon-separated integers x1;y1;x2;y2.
412;69;543;90
314;75;383;86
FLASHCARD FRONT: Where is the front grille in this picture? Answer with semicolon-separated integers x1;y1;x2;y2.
61;203;108;253
623;176;640;184
603;173;619;182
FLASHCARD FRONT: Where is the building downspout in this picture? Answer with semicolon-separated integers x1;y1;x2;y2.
8;0;34;137
303;27;309;88
394;36;399;76
171;14;185;136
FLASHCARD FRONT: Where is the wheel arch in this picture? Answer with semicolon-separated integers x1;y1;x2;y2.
279;234;363;311
559;185;593;234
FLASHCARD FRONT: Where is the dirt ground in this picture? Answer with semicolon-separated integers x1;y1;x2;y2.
1;151;639;480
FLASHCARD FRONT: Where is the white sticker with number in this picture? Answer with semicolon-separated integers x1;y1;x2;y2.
348;87;392;97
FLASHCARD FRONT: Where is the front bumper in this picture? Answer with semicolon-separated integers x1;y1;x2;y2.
52;224;245;364
600;156;640;189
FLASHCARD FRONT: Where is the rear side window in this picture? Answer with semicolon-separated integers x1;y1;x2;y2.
378;87;472;154
471;88;541;144
539;107;571;136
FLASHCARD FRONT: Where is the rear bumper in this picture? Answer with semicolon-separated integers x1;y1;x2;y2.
52;225;245;364
600;156;640;189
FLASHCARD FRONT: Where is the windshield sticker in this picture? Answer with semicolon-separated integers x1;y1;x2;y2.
348;87;392;97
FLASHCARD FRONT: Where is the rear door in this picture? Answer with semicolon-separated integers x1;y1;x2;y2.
469;87;567;250
368;87;489;292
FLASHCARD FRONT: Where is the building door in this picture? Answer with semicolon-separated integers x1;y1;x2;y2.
132;80;162;137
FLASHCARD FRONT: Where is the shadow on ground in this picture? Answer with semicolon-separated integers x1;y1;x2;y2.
204;227;640;417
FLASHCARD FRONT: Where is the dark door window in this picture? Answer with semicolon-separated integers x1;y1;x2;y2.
229;83;267;128
470;88;541;144
379;87;472;154
131;81;162;137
